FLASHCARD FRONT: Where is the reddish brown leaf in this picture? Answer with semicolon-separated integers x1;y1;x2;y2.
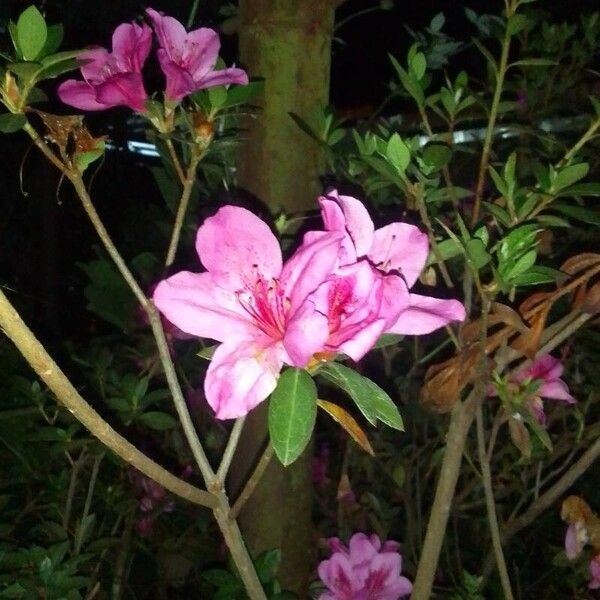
317;399;374;456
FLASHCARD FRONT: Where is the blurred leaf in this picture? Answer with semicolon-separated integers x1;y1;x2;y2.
138;411;178;431
0;114;26;133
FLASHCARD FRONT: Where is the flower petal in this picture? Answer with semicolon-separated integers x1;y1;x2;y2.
589;557;600;590
57;80;106;111
538;380;575;403
146;8;187;60
369;223;429;287
95;72;147;111
318;553;355;598
320;190;374;260
283;300;329;367
524;354;563;381
156;50;196;101
280;230;343;312
388;293;466;335
204;341;283;419
152;271;258;342
194;67;249;90
185;27;220;76
112;22;152;71
565;523;581;560
196;206;283;288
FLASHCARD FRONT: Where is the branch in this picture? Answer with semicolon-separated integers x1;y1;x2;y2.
216;416;247;486
0;288;218;510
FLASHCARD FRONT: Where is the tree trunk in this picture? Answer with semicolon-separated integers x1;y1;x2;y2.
232;0;337;594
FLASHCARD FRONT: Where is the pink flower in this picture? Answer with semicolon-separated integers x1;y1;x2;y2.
564;522;588;560
317;190;466;336
153;206;343;419
146;9;248;102
58;22;151;111
513;354;575;424
590;556;600;590
318;533;412;600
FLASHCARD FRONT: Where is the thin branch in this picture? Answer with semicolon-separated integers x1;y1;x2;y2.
230;443;274;520
476;406;515;600
165;151;202;267
0;288;218;510
166;138;186;185
216;417;247;485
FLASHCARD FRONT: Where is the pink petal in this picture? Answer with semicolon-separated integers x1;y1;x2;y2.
95;72;148;111
157;50;196;101
318;553;355;599
79;48;112;82
366;553;412;599
565;523;581;560
57;80;106;111
283;300;329;367
185;27;220;77
204;341;283;419
194;67;249;90
388;294;466;335
196;206;283;288
379;272;411;329
369;223;429;288
152;271;258;342
525;354;563;382
348;533;379;568
111;22;152;72
538;380;575;403
146;8;187;59
281;230;343;313
589;557;600;589
320;190;375;259
528;397;546;425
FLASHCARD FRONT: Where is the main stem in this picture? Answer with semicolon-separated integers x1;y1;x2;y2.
476;406;515;600
411;396;478;599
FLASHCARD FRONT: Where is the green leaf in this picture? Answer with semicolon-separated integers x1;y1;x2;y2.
506;249;537;279
268;368;317;466
410;52;427;80
222;79;264;108
557;182;600;197
386;133;411;173
373;333;404;349
361;377;404;430
7;61;40;81
198;345;217;360
507;13;529;36
422;143;452;170
40;23;64;56
471;38;498;75
208;85;227;112
138;411;178;431
318;363;403;430
318;362;377;425
553;203;600;225
511;265;563;286
16;6;48;61
465;238;491;269
254;549;281;584
510;58;558;68
0;113;26;133
553;163;589;192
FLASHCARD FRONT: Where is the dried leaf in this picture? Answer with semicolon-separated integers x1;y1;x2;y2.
317;399;374;456
561;253;600;276
581;282;600;314
508;416;531;458
511;305;550;358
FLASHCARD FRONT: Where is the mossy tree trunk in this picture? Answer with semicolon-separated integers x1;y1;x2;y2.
231;0;340;594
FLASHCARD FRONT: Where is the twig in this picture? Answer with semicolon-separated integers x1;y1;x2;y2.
165;151;202;267
476;406;515;600
166;138;186;185
0;288;218;510
63;450;87;530
75;452;104;554
230;444;274;520
216;417;247;486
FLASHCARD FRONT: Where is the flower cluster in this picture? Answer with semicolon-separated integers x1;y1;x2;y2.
491;354;575;425
153;190;465;419
58;9;248;111
317;533;412;599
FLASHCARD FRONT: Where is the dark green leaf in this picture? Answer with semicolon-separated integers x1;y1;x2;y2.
422;143;452;170
255;549;281;584
553;203;600;225
41;24;64;56
268;368;317;466
373;334;404;349
0;113;26;133
553;163;589;192
222;80;264;108
138;411;178;431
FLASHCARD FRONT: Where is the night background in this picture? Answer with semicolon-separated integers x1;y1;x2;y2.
0;0;599;598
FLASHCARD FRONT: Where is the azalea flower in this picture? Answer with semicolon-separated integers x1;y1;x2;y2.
318;533;412;600
153;206;343;419
317;190;466;335
512;354;575;424
146;9;248;102
58;22;151;111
